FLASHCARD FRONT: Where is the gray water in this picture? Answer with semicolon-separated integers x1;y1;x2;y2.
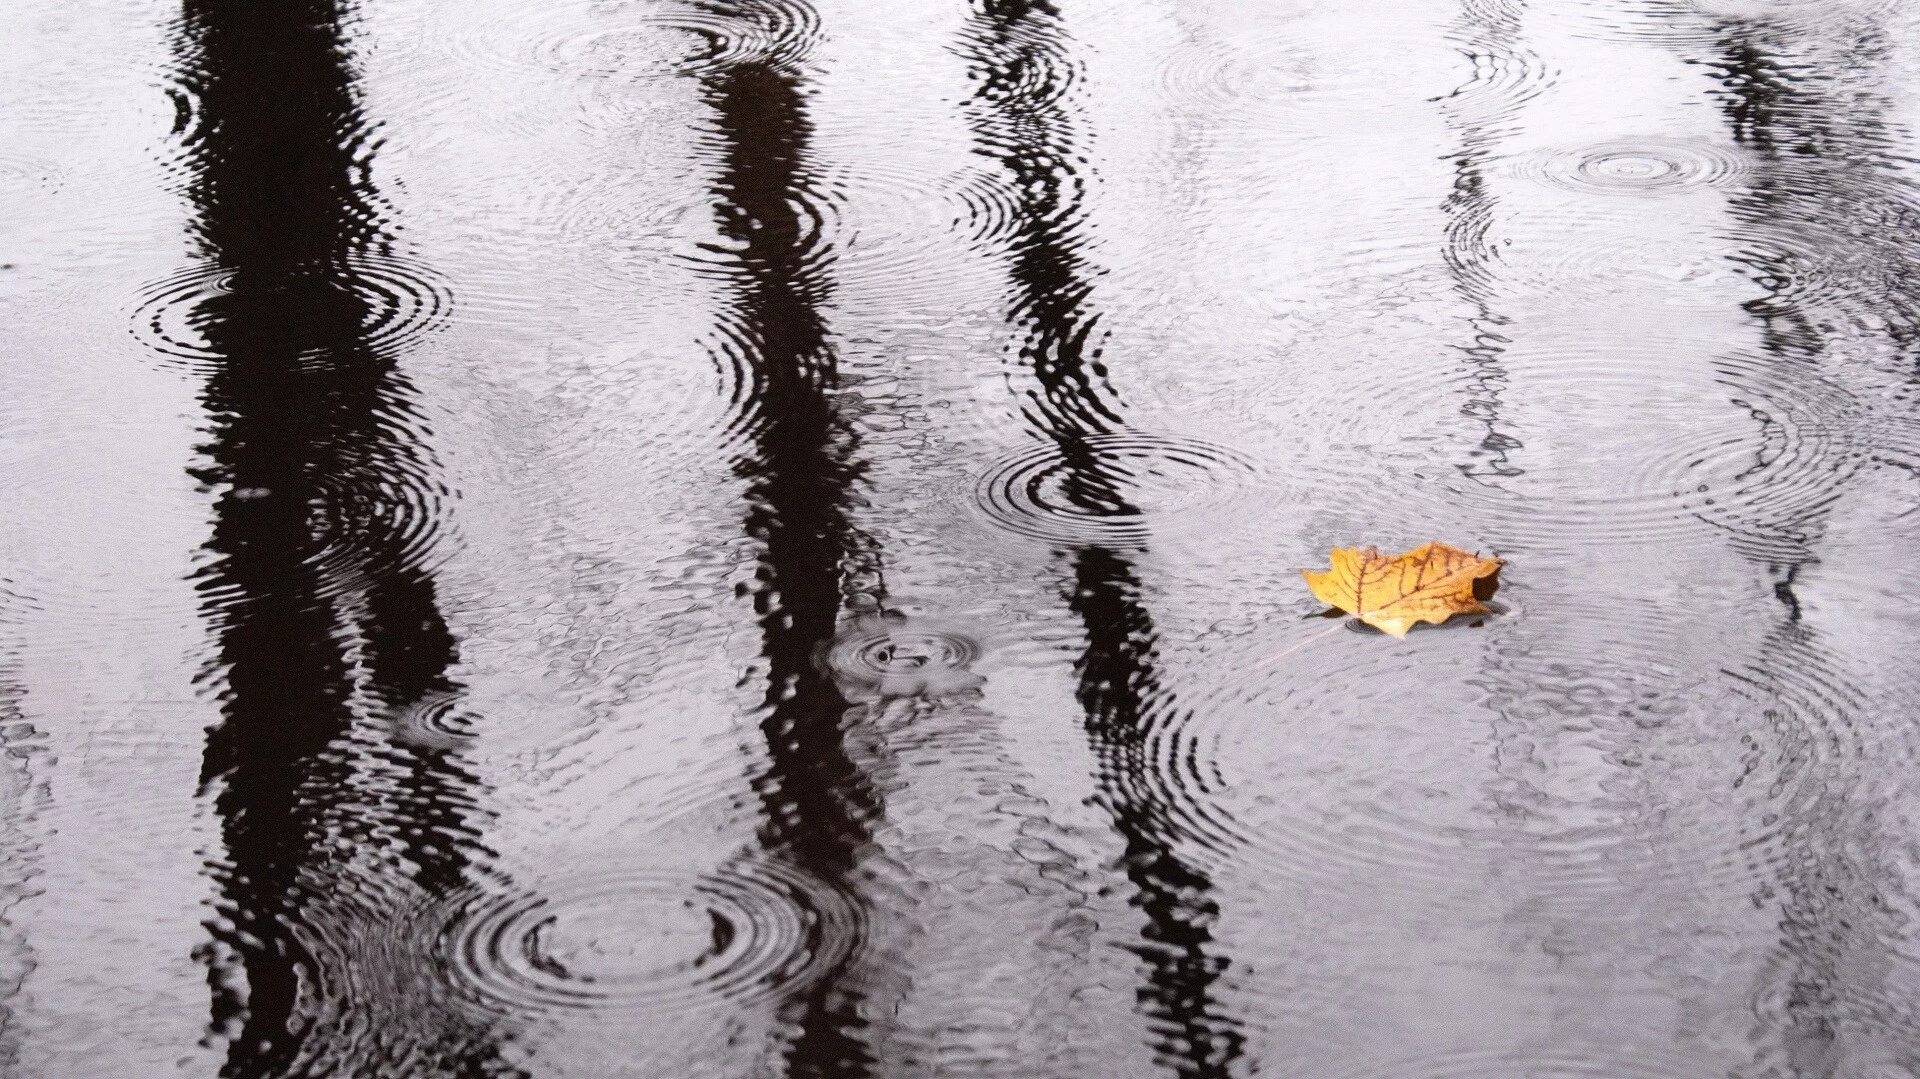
4;0;1920;1075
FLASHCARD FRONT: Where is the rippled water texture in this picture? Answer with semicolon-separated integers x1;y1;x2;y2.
4;0;1920;1074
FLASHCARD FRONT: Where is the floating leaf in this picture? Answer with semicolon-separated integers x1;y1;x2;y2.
1302;542;1503;638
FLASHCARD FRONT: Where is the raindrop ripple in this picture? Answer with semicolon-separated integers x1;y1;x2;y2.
971;433;1265;546
434;861;863;1016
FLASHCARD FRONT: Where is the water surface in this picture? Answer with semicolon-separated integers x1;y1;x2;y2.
4;0;1920;1075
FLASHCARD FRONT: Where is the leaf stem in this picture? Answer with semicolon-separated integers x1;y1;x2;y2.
1255;620;1348;669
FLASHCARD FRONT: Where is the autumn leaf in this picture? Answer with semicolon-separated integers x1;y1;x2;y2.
1302;542;1503;638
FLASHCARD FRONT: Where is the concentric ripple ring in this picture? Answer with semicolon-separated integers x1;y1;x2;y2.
434;861;863;1016
972;433;1265;546
130;255;452;372
1504;139;1750;196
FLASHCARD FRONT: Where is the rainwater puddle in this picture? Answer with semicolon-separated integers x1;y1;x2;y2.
3;0;1920;1075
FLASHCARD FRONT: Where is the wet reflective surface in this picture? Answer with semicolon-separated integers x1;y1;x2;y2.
4;0;1920;1074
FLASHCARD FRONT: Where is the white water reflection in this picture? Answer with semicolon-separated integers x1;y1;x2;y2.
3;0;1920;1075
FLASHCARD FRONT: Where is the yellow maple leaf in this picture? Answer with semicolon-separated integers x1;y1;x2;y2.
1302;542;1503;638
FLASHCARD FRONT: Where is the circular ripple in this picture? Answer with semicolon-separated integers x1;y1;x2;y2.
1272;353;1501;538
1733;631;1913;775
553;22;729;77
675;167;836;291
204;480;427;616
487;167;696;261
953;15;1086;115
806;161;1032;309
1503;140;1750;196
981;174;1100;282
390;689;474;751
1237;188;1457;324
130;255;452;372
1614;353;1862;561
971;434;1265;547
1333;1047;1709;1078
950;164;1030;253
1145;613;1864;905
1747;948;1920;1079
1565;0;1904;45
1459;0;1528;31
190;462;455;618
1463;229;1753;306
435;861;861;1016
1296;348;1864;556
441;0;822;84
686;158;1011;315
1154;38;1313;113
1432;40;1559;128
158;72;205;164
820;614;985;702
1223;18;1553;126
237;856;510;1078
1731;230;1920;338
1687;0;1905;21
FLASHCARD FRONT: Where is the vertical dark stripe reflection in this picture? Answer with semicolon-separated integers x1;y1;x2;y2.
0;645;40;1074
958;2;1243;1074
1705;25;1907;1076
1440;3;1523;485
697;9;880;1077
1711;32;1833;367
173;2;510;1075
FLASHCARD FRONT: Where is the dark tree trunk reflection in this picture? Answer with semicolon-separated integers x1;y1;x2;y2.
1439;2;1524;486
1704;21;1916;1078
0;642;41;1074
174;1;510;1074
698;8;882;1076
958;1;1244;1073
